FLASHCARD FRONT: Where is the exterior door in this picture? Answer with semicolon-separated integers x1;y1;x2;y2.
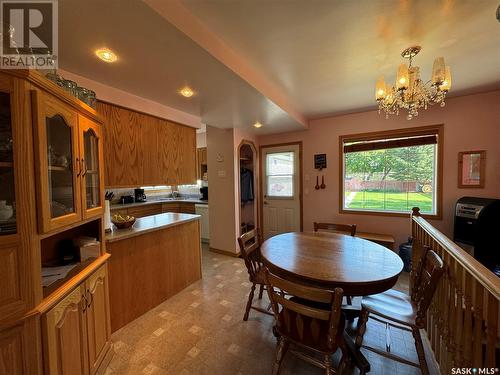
262;144;301;239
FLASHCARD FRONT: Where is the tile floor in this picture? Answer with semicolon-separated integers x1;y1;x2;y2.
105;244;438;375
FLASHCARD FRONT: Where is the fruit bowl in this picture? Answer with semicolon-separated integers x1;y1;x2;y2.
111;214;136;229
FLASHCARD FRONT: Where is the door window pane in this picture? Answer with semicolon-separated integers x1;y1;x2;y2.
267;176;293;197
266;152;294;197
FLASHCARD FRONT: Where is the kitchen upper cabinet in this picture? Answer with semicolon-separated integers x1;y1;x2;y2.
33;92;105;233
79;116;105;220
32;91;82;233
97;102;143;188
97;101;196;187
196;147;207;181
176;123;196;184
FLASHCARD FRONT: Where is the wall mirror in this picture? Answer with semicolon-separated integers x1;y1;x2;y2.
458;150;485;188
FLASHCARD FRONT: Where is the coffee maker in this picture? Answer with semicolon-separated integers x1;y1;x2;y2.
134;188;147;202
200;187;208;201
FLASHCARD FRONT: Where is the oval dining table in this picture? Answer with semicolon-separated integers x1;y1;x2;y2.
260;231;404;296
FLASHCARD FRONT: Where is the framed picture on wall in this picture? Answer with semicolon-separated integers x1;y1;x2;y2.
458;150;486;188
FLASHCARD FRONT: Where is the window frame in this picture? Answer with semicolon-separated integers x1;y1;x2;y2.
338;124;443;219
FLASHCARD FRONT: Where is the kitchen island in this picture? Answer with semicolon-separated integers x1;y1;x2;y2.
105;212;201;332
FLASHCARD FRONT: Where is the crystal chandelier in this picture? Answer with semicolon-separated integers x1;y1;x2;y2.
375;46;451;120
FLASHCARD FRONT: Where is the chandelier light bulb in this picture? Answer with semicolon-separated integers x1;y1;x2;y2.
375;76;387;100
432;57;446;85
396;64;409;90
439;66;452;92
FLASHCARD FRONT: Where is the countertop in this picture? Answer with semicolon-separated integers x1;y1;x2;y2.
105;212;200;243
110;198;208;210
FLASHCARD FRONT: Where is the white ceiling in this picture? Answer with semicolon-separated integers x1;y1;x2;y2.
59;0;500;134
58;0;304;134
181;0;500;118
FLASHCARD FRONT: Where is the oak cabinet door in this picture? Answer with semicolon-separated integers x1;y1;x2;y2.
178;125;196;184
85;265;111;374
98;102;143;187
43;286;88;375
0;325;24;375
32;91;82;233
159;121;177;185
127;204;162;218
79;115;104;219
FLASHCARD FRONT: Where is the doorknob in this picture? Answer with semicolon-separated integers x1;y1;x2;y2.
264;201;268;205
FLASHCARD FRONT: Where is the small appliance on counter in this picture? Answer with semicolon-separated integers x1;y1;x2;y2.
134;188;147;202
200;186;208;201
119;195;135;204
454;197;500;276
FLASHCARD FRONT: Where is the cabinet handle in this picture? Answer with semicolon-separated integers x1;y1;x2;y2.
76;157;81;177
82;159;88;177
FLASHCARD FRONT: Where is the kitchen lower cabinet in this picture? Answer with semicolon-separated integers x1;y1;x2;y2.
111;202;197;218
43;286;88;375
85;265;111;374
0;317;41;375
127;204;162;218
42;263;111;375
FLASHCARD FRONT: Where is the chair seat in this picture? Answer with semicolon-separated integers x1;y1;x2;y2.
276;308;345;352
361;289;417;327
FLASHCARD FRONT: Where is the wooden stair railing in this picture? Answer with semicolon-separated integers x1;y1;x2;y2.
411;207;500;373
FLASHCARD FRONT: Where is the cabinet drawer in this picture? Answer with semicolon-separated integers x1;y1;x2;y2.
127;204;162;218
178;202;196;214
161;203;180;213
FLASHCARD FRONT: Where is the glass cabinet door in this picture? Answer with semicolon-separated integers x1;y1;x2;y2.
0;91;16;235
80;116;103;218
34;92;81;233
46;114;77;218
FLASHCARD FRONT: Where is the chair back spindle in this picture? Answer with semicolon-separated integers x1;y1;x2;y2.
313;222;357;236
264;269;344;350
237;229;263;281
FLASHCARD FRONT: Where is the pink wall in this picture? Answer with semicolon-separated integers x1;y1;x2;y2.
259;90;500;246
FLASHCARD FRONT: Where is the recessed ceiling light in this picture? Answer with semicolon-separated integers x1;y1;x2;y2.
180;87;194;98
253;121;263;128
95;48;117;63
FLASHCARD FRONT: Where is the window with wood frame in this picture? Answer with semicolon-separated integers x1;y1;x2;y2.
339;125;443;218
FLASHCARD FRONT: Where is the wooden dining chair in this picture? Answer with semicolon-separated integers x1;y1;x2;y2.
264;268;348;375
237;229;273;321
354;246;444;375
313;222;357;236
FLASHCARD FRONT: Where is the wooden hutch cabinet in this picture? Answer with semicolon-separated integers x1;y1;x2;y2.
32;91;105;233
0;70;111;375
